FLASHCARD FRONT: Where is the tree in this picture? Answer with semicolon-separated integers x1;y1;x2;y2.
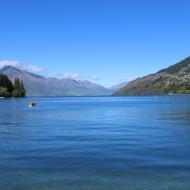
0;74;26;98
0;73;13;94
20;80;26;97
12;78;26;98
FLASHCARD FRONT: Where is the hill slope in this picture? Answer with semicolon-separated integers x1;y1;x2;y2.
114;56;190;96
109;82;128;92
0;66;111;96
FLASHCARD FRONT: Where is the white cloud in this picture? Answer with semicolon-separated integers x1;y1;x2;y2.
89;75;99;81
50;72;80;79
0;60;101;83
0;60;43;73
25;65;43;73
0;60;19;67
63;72;79;79
50;72;100;82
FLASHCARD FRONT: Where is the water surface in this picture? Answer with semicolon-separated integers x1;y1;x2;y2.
0;96;190;190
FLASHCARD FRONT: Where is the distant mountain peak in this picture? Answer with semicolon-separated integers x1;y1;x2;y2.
0;66;45;79
1;65;21;72
0;65;111;96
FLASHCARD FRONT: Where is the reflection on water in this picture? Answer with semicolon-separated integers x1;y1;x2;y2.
0;96;190;190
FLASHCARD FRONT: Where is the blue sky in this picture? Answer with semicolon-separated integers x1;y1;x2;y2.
0;0;190;87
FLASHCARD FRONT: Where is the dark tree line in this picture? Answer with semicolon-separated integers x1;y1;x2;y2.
0;73;26;98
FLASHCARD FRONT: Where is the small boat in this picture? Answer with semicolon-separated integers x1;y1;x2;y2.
28;102;36;108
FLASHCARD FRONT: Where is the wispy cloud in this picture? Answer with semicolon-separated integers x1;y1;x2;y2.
63;72;79;79
89;75;99;81
0;60;19;67
0;60;43;73
49;72;80;80
50;72;99;82
24;65;43;73
0;60;101;83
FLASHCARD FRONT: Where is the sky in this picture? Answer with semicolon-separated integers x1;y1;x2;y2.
0;0;190;87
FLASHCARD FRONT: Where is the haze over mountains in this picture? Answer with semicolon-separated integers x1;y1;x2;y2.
0;66;113;96
114;56;190;96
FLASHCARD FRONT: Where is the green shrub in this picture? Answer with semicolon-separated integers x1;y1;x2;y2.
0;87;10;98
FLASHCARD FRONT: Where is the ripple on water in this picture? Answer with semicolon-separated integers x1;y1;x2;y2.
0;96;190;190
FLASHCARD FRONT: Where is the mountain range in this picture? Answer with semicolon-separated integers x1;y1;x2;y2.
114;56;190;96
0;66;113;96
3;55;189;97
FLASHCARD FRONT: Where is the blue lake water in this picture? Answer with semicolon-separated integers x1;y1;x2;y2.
0;96;190;190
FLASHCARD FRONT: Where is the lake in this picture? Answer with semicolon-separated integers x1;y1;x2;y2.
0;96;190;190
